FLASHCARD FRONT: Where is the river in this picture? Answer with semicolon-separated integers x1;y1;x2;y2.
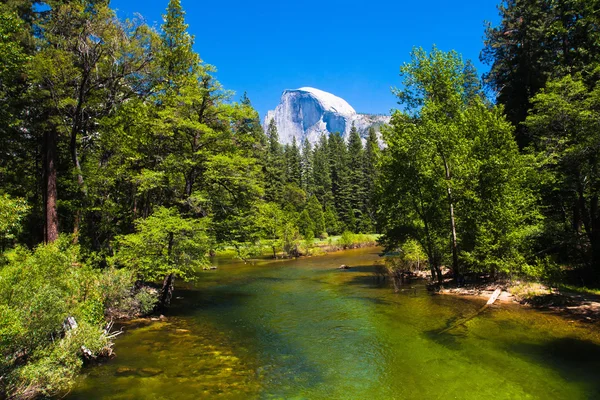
69;248;600;399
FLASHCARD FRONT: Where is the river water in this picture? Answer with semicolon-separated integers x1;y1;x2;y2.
69;248;600;399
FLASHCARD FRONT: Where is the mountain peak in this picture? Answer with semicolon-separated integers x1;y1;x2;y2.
264;87;389;145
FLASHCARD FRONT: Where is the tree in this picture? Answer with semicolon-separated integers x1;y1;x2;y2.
284;137;302;187
0;194;29;252
328;132;352;229
347;124;366;232
324;205;342;235
115;207;209;308
481;0;600;148
380;47;536;283
306;195;326;237
312;134;333;207
264;119;285;204
301;137;314;195
525;74;600;280
363;127;380;231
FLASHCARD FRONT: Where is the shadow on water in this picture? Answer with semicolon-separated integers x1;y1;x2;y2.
510;337;600;397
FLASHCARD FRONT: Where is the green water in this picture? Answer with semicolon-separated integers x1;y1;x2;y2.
69;248;600;399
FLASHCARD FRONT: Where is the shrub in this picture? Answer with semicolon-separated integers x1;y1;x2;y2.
337;231;355;249
0;237;154;398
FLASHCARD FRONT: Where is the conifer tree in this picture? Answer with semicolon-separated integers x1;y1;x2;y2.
285;137;302;187
306;195;326;237
301;138;314;195
364;127;380;231
347;124;366;232
312;133;334;208
264;119;285;204
328;132;352;230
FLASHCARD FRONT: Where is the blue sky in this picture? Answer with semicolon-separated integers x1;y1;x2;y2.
110;0;501;118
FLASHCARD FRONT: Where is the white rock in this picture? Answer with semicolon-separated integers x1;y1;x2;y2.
264;87;390;145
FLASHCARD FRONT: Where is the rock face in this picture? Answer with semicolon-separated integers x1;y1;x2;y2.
264;87;390;145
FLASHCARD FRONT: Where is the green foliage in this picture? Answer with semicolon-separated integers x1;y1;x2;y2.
525;74;600;276
0;193;29;250
0;237;146;398
324;205;342;236
380;46;538;281
281;221;301;257
482;0;600;147
337;231;355;249
114;207;209;282
306;195;326;237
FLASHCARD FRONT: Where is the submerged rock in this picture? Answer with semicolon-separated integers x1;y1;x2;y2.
115;367;137;377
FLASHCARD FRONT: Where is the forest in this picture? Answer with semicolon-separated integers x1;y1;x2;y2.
1;0;599;398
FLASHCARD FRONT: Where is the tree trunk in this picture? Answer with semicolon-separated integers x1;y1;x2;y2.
160;273;175;309
160;232;176;310
442;155;459;282
44;131;59;243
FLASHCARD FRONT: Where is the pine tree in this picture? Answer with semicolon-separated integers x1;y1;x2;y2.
328;132;352;230
301;138;314;195
284;137;302;187
481;0;600;148
363;127;380;231
306;195;325;237
346;124;366;232
264;119;285;204
312;133;333;208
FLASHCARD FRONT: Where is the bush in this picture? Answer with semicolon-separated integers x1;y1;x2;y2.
337;231;355;249
0;237;154;398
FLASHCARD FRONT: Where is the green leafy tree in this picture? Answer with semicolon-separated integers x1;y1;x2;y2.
481;0;600;148
115;207;209;308
380;47;537;283
525;74;600;279
297;208;315;239
0;194;29;252
324;205;342;235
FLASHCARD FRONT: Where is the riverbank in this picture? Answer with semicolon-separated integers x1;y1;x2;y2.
214;233;380;260
437;281;600;324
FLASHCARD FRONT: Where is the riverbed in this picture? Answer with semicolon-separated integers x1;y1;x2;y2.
69;248;600;399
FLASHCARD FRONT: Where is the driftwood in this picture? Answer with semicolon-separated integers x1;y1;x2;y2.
439;288;502;334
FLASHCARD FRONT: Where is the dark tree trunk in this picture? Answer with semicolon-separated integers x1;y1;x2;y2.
442;155;459;282
160;273;175;310
43;130;59;243
160;232;176;310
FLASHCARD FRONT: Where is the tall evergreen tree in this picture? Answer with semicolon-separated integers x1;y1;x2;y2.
312;134;333;208
284;137;302;187
481;0;600;148
328;132;352;230
346;124;366;232
364;127;380;231
264;119;285;204
301;137;314;195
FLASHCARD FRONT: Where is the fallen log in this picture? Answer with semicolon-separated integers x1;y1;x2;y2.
439;288;502;334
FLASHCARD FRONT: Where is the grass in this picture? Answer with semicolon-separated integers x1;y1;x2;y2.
213;233;380;259
557;284;600;297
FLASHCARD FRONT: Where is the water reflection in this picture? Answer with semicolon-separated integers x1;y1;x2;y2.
69;248;600;400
